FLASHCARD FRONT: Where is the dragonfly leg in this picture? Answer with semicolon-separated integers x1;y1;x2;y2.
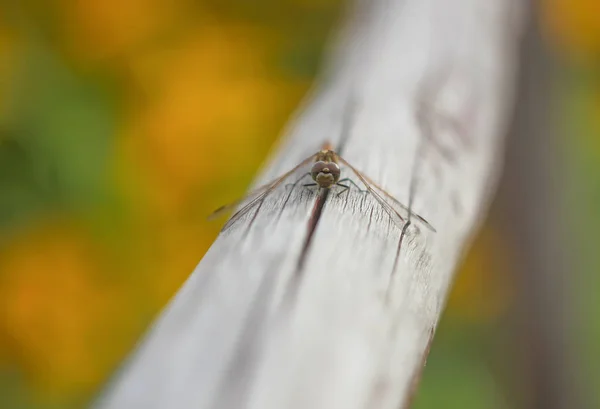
337;178;368;193
285;172;311;189
335;183;350;197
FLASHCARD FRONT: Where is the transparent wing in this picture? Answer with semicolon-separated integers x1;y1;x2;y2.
336;155;436;232
353;167;435;232
208;178;284;221
209;153;317;231
335;155;406;229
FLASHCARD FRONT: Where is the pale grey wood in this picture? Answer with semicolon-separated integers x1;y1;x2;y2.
94;1;525;408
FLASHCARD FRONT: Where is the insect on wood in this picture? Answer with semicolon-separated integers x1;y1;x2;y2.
208;142;436;233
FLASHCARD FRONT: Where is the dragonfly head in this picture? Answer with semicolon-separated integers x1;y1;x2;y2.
311;161;340;188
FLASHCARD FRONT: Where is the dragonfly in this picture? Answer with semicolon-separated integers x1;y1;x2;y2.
209;142;435;233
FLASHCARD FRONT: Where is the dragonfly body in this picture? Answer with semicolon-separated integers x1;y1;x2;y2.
310;145;341;188
209;142;435;233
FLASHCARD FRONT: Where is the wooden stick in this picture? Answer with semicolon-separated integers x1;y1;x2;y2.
94;1;525;408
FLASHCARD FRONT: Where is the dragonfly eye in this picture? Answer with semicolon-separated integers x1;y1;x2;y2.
311;161;340;186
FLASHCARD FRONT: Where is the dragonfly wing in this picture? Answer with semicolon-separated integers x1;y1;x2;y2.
336;155;436;232
221;181;284;231
211;153;318;231
336;156;407;228
208;177;285;221
359;172;436;232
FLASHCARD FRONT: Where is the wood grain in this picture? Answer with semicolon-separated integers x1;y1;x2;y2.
94;1;525;408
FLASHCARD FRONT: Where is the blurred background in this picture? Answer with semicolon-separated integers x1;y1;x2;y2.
0;1;598;408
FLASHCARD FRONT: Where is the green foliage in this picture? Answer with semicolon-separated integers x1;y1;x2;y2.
0;39;116;231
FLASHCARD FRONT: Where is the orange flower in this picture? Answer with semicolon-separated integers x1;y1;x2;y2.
446;226;514;322
119;25;285;216
0;26;18;125
0;222;103;395
541;0;600;61
59;0;181;61
0;221;140;399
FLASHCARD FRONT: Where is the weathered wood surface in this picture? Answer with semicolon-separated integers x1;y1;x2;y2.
94;1;525;408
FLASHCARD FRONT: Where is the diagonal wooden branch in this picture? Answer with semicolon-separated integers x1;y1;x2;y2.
94;1;525;408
